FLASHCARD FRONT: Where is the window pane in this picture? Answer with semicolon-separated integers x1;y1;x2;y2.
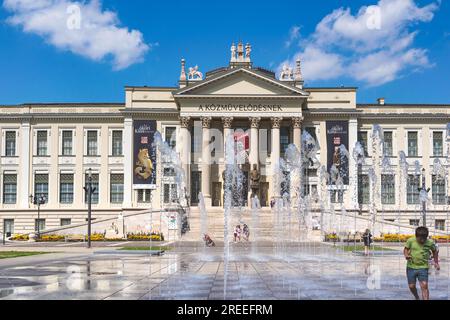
358;174;370;204
280;127;290;155
381;174;395;205
408;132;418;157
37;130;48;156
34;174;48;203
110;174;124;203
432;175;446;205
407;175;420;204
383;132;393;156
357;132;368;156
87;131;98;156
112;130;123;156
5;131;16;156
433;132;443;156
435;220;445;231
61;218;71;226
3;174;17;204
165;127;176;149
62;131;73;155
60;174;74;204
35;219;45;232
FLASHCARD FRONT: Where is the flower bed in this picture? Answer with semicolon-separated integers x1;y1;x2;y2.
374;234;450;243
126;232;164;241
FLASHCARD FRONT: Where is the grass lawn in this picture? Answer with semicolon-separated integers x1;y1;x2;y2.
337;245;395;252
0;251;48;259
118;246;172;251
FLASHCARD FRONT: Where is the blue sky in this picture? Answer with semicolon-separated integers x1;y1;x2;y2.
0;0;449;105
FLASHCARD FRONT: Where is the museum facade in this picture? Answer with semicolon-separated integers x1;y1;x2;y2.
0;42;449;235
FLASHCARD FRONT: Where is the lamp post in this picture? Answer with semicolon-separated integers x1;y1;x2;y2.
30;194;46;239
418;168;431;228
83;168;96;248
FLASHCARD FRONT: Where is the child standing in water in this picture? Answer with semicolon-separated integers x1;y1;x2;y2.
404;227;440;300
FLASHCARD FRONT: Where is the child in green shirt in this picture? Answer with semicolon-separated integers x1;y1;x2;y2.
404;227;440;300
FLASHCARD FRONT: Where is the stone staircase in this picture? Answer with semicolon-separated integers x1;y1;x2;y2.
181;206;322;242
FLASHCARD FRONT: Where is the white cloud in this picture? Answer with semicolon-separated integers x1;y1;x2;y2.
285;25;300;48
3;0;150;70
282;0;439;86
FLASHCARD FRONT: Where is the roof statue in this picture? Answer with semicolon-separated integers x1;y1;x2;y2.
230;43;237;62
179;58;187;81
188;65;203;81
279;64;294;81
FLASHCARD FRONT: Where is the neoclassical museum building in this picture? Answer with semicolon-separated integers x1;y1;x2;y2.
0;42;449;237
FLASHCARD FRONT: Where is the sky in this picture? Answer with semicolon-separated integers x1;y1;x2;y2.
0;0;449;105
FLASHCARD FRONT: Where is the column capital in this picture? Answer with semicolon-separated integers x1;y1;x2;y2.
249;117;261;129
179;116;191;128
271;117;283;129
201;116;212;129
292;116;304;129
222;117;234;129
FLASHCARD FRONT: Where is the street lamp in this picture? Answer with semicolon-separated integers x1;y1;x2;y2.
83;168;96;248
418;168;431;227
30;194;46;239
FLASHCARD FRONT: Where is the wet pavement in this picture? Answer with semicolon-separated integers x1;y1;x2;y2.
0;243;449;300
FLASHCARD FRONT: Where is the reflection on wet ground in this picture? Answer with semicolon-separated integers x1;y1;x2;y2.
0;244;449;300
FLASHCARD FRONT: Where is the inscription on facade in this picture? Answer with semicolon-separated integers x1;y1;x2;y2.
198;104;283;112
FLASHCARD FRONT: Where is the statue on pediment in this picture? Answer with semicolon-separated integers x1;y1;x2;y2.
188;65;203;80
280;64;294;81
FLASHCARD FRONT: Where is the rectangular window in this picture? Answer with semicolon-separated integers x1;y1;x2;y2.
60;218;72;226
409;219;420;227
280;127;290;155
4;219;14;236
432;175;446;205
35;219;46;232
165;127;177;149
330;190;344;204
87;130;98;156
381;174;396;205
85;173;99;204
112;130;123;156
60;174;74;204
407;131;418;157
383;131;393;157
34;174;49;203
435;220;445;231
358;174;370;205
163;184;178;204
110;174;124;204
5;131;16;156
62;130;73;156
357;131;369;156
36;130;48;156
3;174;17;204
137;189;151;203
433;132;443;157
305;127;317;142
407;175;420;204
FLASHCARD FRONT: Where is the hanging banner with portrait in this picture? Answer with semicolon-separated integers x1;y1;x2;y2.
133;120;157;189
326;121;349;185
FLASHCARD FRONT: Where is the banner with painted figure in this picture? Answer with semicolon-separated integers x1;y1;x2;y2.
133;120;157;188
326;121;349;185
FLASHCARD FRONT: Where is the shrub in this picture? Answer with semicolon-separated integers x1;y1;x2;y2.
11;234;29;241
127;232;164;241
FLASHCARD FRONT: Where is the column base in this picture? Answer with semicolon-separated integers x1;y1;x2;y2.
202;195;212;207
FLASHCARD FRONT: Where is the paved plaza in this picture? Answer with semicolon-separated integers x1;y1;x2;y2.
0;243;449;300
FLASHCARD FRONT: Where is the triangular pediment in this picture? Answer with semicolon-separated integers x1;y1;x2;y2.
174;68;308;97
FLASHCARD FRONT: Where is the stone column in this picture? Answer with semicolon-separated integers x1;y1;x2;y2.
19;119;31;208
292;117;304;205
249;117;261;168
292;117;303;150
123;117;133;208
222;117;234;159
179;117;191;206
270;117;282;198
201;116;212;206
348;118;359;210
